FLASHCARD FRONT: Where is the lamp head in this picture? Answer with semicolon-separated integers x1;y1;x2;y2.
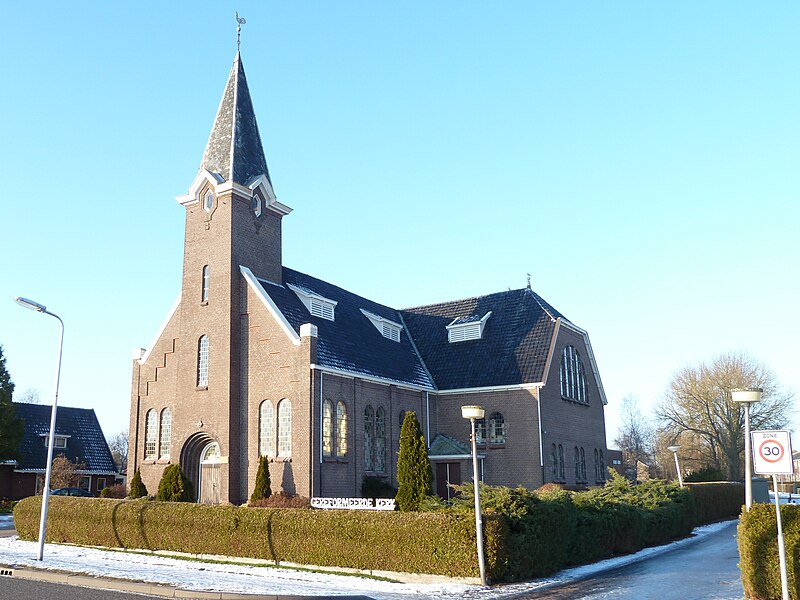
667;445;681;453
731;388;763;404
15;297;46;312
461;405;485;420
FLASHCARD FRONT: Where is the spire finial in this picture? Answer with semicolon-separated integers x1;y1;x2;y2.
526;273;531;289
235;12;247;51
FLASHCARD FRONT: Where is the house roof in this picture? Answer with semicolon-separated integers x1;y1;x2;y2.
12;403;117;474
200;52;272;187
256;268;435;389
401;288;566;390
429;434;471;457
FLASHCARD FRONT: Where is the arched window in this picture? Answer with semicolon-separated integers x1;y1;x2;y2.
201;265;210;302
336;401;348;457
364;405;375;471
375;407;386;473
550;444;558;481
574;447;581;482
322;400;333;457
489;412;505;444
158;408;171;459
259;400;274;457
594;449;600;481
399;410;406;429
277;399;292;457
580;447;586;482
145;409;157;460
599;450;605;481
475;417;486;445
558;445;565;481
197;335;209;387
560;345;588;403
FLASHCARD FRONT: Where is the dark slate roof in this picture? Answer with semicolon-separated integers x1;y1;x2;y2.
200;53;272;187
257;268;434;388
401;288;566;390
12;403;117;473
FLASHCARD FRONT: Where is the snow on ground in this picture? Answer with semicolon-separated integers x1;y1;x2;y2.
0;521;735;599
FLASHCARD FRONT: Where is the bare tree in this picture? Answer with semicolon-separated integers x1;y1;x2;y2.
107;429;128;473
614;396;655;480
49;454;87;490
16;388;41;404
657;352;794;481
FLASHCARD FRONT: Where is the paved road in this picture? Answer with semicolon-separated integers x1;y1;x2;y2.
0;576;166;600
517;520;742;600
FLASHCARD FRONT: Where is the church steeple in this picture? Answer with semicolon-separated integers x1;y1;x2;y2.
200;52;272;187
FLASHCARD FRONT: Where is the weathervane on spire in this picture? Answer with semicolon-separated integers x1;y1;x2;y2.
526;273;531;289
235;12;247;51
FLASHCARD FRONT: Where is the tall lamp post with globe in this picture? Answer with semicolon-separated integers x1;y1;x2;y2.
14;296;64;561
731;387;763;510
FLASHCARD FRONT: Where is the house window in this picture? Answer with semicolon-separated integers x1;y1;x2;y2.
159;408;171;459
201;265;210;302
203;189;214;212
364;405;375;471
336;401;348;457
44;436;68;448
145;409;157;460
259;400;274;457
322;400;333;457
197;335;209;387
96;477;107;492
277;399;292;457
489;412;505;444
375;407;386;473
78;476;91;492
560;345;588;403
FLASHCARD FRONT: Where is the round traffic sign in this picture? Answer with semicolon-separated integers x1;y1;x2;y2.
758;439;785;463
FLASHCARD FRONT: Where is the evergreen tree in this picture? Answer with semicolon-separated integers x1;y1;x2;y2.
128;468;148;498
156;464;194;502
0;345;23;461
395;411;432;511
250;455;272;503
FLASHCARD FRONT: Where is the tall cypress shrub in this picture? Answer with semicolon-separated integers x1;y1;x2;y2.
156;464;193;502
250;455;272;503
128;468;148;498
396;411;432;511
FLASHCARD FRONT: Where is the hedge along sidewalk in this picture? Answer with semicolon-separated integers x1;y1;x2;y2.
738;504;800;600
13;497;506;580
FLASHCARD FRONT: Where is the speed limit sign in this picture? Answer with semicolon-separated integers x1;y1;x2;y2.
752;430;794;475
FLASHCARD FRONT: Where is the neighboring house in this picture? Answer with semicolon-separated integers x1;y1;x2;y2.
0;403;119;500
129;50;609;505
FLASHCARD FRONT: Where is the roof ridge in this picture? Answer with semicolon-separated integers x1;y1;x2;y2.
401;287;527;312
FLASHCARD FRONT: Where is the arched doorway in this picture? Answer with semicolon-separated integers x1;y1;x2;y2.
180;433;218;503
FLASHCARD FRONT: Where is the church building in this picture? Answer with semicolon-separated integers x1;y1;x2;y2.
129;50;609;505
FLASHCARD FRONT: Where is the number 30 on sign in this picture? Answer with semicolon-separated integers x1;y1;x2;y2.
751;430;794;475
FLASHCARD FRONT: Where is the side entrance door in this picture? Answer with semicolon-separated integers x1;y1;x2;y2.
435;462;461;500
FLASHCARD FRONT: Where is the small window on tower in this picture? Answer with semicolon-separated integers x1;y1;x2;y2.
252;194;262;218
204;190;214;213
201;265;210;303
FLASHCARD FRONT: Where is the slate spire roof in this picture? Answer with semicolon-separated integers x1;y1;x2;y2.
200;52;272;187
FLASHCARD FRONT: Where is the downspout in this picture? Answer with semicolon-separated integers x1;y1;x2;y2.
425;391;430;447
319;370;324;465
536;387;545;486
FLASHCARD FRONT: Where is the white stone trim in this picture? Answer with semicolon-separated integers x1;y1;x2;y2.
139;295;181;365
176;169;225;206
240;266;301;346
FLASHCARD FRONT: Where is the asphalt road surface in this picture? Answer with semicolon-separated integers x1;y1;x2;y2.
0;576;166;600
518;520;742;600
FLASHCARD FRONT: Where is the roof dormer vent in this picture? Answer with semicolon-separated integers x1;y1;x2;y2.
361;309;402;342
447;311;492;343
287;283;337;322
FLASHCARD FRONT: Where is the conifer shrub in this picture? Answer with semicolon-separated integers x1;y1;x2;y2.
361;475;397;499
684;465;726;482
100;484;127;498
156;464;193;502
128;468;148;498
738;503;800;600
395;411;432;511
249;456;272;504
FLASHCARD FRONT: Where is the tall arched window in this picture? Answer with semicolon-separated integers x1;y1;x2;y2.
580;447;587;482
336;401;348;457
277;399;292;456
259;400;274;457
559;345;587;403
375;407;386;473
322;399;333;457
594;449;600;481
197;335;209;387
599;450;605;481
550;444;558;481
364;405;375;471
145;409;157;460
489;412;505;444
201;265;210;302
558;445;565;480
158;408;171;459
574;447;581;482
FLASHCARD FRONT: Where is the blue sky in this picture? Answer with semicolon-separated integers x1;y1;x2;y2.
1;2;798;447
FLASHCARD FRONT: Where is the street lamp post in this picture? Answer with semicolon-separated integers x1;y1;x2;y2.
667;445;683;488
461;405;487;586
731;387;763;511
14;297;64;561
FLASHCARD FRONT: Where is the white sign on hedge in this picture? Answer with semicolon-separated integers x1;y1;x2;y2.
311;497;395;511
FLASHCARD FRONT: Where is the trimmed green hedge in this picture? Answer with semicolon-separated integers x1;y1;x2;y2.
686;481;744;524
738;504;800;600
13;497;505;579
